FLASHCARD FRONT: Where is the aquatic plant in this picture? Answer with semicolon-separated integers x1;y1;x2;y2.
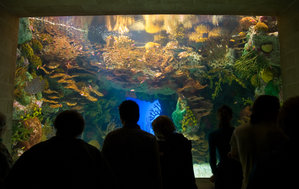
11;121;32;144
207;67;245;99
40;118;55;141
234;51;266;80
31;39;43;54
21;43;34;59
171;24;188;45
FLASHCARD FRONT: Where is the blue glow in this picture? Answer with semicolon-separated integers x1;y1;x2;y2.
126;97;161;134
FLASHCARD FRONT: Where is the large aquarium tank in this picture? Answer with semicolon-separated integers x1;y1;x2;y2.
12;15;281;177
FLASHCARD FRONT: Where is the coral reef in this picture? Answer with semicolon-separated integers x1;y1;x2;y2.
12;15;281;172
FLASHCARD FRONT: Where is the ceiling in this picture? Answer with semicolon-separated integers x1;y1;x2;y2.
0;0;298;17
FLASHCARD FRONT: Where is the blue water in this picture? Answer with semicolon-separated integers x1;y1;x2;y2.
126;97;161;134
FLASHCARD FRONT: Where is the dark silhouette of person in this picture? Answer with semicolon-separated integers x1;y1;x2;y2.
0;112;13;187
247;96;297;189
151;115;197;189
208;105;242;189
229;95;287;189
4;110;116;189
102;100;162;189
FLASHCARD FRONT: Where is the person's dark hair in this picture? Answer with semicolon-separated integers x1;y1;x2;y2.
54;110;85;137
278;96;299;140
217;105;233;128
152;115;176;138
119;100;139;124
250;95;280;125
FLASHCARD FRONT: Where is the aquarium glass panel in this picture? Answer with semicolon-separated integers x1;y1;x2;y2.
13;15;281;177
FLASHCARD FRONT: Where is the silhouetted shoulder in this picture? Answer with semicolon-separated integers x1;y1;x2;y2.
106;126;156;140
167;132;190;147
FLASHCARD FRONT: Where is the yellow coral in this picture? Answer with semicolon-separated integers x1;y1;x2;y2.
143;15;164;34
208;27;222;38
254;22;268;33
182;107;198;132
260;69;273;83
188;32;207;43
195;24;209;34
239;17;257;30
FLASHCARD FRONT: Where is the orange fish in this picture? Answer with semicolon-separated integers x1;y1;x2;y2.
49;104;62;108
43;89;58;94
41;98;58;104
66;102;77;106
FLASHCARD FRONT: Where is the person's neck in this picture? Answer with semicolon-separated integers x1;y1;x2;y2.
123;122;139;128
55;133;79;139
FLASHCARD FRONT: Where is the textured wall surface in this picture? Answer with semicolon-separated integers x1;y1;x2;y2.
0;0;296;16
0;9;19;148
279;10;299;100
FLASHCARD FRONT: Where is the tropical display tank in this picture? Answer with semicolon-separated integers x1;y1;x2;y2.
12;15;281;177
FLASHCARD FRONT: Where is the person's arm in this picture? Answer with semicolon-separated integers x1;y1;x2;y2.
101;133;112;161
151;137;163;189
4;151;31;188
228;130;239;161
208;133;217;174
97;151;120;189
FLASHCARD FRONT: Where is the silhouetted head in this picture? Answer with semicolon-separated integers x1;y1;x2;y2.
278;96;299;140
250;95;280;125
0;112;6;136
152;115;176;139
54;110;85;138
217;105;233;128
119;100;139;124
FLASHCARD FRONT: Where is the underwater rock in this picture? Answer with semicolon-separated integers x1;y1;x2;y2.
186;96;213;121
21;117;42;150
25;78;46;94
18;18;32;44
